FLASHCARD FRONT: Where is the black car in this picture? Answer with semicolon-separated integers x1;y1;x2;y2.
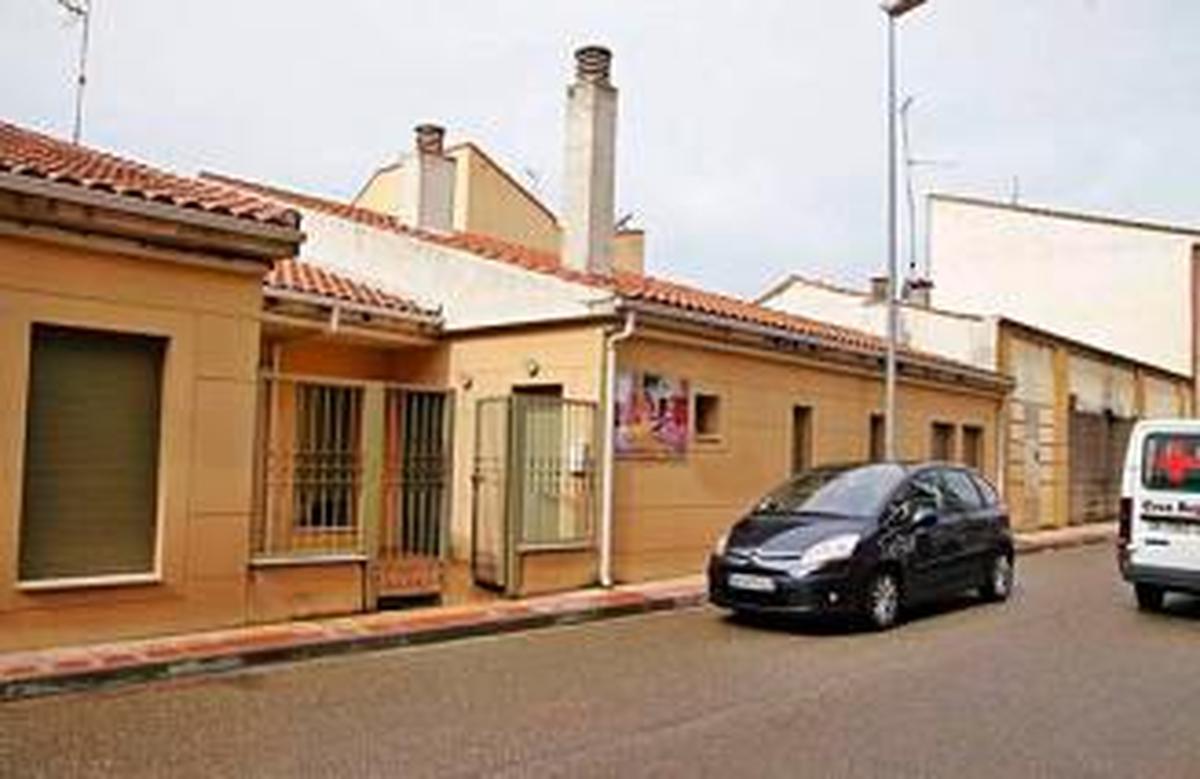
708;462;1014;630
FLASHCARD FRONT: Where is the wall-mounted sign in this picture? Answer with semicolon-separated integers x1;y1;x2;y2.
615;371;689;457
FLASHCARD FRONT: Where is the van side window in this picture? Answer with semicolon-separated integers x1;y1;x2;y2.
1143;434;1200;493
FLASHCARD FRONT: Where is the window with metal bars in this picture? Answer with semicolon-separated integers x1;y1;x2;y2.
293;383;361;530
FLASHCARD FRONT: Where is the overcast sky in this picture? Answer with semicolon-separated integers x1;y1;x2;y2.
3;1;1198;298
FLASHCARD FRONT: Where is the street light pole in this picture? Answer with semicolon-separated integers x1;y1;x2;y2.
881;0;926;462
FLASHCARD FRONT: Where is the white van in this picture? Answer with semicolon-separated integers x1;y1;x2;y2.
1119;419;1200;611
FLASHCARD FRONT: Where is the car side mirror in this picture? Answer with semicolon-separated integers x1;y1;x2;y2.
912;506;938;529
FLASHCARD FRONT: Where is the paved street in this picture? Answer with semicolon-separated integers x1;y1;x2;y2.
3;544;1200;778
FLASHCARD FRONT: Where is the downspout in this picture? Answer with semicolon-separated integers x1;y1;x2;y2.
328;304;342;334
600;309;636;587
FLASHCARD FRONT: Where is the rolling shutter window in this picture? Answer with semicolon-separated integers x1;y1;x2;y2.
19;324;166;581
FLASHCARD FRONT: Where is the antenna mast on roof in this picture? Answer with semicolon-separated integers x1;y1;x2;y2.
898;95;956;281
56;0;92;144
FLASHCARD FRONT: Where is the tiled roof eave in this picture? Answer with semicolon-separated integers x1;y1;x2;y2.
0;121;301;234
199;171;1007;390
617;297;1011;392
0;167;303;252
264;286;442;327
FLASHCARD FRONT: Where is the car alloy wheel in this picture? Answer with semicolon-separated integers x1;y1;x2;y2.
981;554;1013;602
865;572;900;630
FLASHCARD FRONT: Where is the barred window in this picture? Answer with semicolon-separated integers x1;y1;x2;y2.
294;384;362;529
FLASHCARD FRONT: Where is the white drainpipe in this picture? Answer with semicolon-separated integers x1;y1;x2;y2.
600;309;636;587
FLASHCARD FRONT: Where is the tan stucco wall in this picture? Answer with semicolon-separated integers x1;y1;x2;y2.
0;234;264;652
446;324;606;566
353;147;646;274
612;331;1003;583
274;337;447;386
353;167;402;217
612;231;645;276
447;145;562;254
1000;325;1193;530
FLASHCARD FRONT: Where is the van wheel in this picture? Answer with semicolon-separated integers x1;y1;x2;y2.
1135;584;1165;612
863;571;901;631
980;554;1014;602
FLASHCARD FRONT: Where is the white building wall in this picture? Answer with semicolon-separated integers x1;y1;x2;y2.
1068;354;1137;417
298;209;610;331
929;197;1197;377
762;280;997;371
1145;375;1187;418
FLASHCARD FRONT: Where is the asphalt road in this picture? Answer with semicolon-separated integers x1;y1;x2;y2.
4;545;1200;778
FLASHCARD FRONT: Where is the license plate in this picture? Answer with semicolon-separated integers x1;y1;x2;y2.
728;573;775;592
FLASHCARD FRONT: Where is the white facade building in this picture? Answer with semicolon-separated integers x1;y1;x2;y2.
928;194;1200;379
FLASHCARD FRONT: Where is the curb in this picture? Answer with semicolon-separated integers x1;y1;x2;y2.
1013;524;1116;556
1;587;705;704
0;524;1113;703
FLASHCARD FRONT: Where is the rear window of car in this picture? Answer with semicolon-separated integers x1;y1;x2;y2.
1143;433;1200;493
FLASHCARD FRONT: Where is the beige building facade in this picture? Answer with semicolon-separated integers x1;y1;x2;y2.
0;121;302;652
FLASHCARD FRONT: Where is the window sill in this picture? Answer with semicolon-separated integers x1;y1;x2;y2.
17;572;161;593
517;540;595;554
251;553;367;568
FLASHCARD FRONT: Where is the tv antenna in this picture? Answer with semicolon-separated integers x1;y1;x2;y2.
898;95;956;280
56;0;93;144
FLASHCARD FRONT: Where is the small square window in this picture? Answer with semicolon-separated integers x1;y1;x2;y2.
869;414;886;462
962;425;984;468
931;422;956;462
694;393;722;440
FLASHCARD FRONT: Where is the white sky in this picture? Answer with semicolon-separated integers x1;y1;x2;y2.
3;1;1198;298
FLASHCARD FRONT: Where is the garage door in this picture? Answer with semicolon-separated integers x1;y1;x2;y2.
1068;410;1135;525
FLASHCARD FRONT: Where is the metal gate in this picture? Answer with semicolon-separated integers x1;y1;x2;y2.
471;396;598;594
254;374;452;601
376;388;452;597
1069;409;1135;525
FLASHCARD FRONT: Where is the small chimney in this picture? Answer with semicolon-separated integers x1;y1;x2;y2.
869;276;890;303
414;123;446;156
396;123;455;232
904;277;934;308
562;45;617;276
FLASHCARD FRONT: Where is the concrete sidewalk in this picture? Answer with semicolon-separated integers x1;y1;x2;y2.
0;522;1114;702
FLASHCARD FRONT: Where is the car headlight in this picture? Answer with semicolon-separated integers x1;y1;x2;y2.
713;532;730;556
793;533;860;576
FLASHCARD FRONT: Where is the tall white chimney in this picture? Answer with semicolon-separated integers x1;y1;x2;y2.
562;45;617;276
395;123;455;232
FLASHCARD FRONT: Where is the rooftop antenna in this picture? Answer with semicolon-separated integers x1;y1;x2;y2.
898;95;956;281
1010;174;1021;205
56;0;92;144
521;166;543;194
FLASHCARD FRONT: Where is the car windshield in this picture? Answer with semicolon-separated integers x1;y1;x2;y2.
755;464;907;520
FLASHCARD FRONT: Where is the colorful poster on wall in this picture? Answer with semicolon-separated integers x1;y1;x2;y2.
615;371;690;457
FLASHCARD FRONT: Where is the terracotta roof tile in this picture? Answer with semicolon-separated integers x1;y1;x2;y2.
0;121;299;229
265;260;439;321
205;173;1006;383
